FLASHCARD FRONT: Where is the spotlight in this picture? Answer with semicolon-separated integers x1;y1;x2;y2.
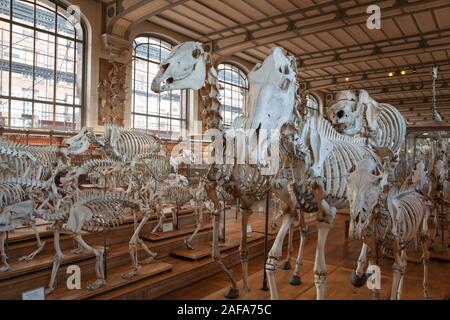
388;72;394;77
400;70;406;75
345;77;350;81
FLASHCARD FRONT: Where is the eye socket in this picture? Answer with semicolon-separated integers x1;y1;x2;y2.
192;49;201;59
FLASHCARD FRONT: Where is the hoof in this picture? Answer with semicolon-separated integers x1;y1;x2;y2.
280;260;292;270
86;279;106;290
0;265;9;272
70;248;84;255
224;287;239;299
45;287;54;295
184;239;193;250
350;270;369;288
289;275;302;286
122;268;139;279
140;256;156;265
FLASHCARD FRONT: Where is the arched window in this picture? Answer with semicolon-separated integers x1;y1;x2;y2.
217;63;248;128
0;0;85;130
132;36;186;139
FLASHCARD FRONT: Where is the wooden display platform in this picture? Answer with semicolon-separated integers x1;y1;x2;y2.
48;261;173;300
171;232;264;261
143;224;212;242
203;259;449;300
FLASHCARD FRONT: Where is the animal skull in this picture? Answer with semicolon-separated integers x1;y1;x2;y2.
346;158;383;240
63;127;96;155
329;90;381;135
151;41;209;93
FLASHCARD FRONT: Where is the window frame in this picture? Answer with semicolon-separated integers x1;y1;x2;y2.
217;62;248;128
131;35;187;140
0;0;87;131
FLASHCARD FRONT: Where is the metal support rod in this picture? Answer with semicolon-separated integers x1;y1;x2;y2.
103;230;107;280
222;193;226;243
236;198;240;220
261;191;270;291
441;201;444;245
176;204;179;230
5;231;8;261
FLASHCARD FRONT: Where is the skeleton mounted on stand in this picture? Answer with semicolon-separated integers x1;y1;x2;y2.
152;43;298;299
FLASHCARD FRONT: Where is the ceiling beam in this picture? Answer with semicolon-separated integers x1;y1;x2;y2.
211;0;449;56
123;0;191;40
309;69;450;91
106;0;188;38
301;60;450;82
298;41;449;73
297;29;450;68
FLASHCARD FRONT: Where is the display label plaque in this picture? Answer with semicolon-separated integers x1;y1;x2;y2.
22;287;45;300
162;222;174;233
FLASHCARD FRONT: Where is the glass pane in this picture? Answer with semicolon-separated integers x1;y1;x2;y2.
11;25;33;99
134;44;147;60
171;90;181;117
0;0;10;20
147;62;158;78
134;58;146;72
0;99;8;126
134;92;146;114
148;43;160;62
34;102;53;128
148;92;158;115
56;7;75;38
133;114;146;130
0;21;10;96
12;0;34;27
35;3;55;32
74;42;82;105
160;117;169;138
56;37;75;104
148;116;158;132
55;105;73;130
160;92;171;117
34;31;55;101
74;106;81;130
171;119;181;136
37;0;56;11
10;99;32;128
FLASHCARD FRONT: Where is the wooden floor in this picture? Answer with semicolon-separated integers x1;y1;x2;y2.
159;214;450;300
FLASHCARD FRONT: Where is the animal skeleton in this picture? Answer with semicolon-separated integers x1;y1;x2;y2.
153;42;295;298
328;90;406;156
0;182;46;272
347;157;431;299
63;123;164;161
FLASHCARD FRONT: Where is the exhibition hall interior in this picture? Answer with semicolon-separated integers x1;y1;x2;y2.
0;0;449;301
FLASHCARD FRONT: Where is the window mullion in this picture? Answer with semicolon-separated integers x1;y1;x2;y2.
52;3;57;129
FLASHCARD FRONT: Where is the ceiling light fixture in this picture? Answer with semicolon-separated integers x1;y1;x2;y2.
388;72;394;77
400;70;406;75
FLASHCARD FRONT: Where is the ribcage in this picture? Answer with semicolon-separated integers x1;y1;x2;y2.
0;183;26;208
322;141;373;205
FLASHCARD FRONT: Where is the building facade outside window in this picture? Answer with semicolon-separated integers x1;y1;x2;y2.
132;36;186;139
0;0;85;130
217;63;248;128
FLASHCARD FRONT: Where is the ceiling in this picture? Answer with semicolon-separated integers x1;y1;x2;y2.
103;0;450;127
